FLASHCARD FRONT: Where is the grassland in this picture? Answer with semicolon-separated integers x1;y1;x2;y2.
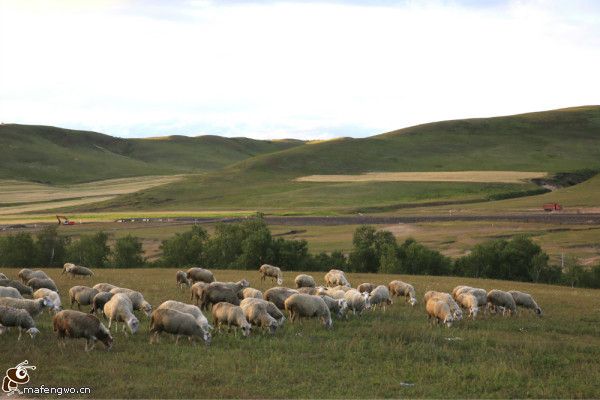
296;171;547;183
0;268;599;398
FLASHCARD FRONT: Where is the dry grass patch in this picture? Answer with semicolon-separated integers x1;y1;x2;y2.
296;171;547;183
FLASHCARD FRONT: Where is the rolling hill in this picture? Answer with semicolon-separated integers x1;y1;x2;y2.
72;106;600;213
0;124;304;184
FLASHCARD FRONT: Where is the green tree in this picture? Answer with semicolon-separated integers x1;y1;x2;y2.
0;233;37;267
35;225;68;267
113;235;145;268
349;225;379;272
67;232;110;268
160;225;208;267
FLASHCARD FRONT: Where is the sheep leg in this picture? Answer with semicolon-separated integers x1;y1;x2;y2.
18;327;22;341
175;335;180;345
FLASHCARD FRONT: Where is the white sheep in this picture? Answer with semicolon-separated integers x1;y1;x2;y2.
190;282;208;306
426;299;454;327
423;291;463;321
0;273;8;280
344;289;371;315
319;295;348;318
32;288;61;312
240;298;285;326
294;274;316;288
103;293;140;335
63;263;94;278
90;292;114;316
259;264;283;285
150;308;210;345
211;302;251;337
357;283;376;293
456;292;480;319
508;290;542;316
0;297;53;318
109;287;152;317
18;269;48;283
93;283;118;292
176;271;191;290
263;287;298;309
157;300;212;344
69;286;99;310
27;277;58;293
0;305;40;339
369;285;393;311
241;287;263;299
53;310;113;351
186;268;215;284
487;290;517;316
284;293;332;329
240;301;279;334
0;279;33;296
324;269;350;287
0;286;23;299
388;280;417;306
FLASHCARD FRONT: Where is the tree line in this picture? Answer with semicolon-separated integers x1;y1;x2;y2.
1;216;599;289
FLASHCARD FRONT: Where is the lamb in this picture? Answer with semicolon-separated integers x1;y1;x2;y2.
263;287;298;310
150;308;210;345
176;271;191;290
186;267;215;284
423;291;463;321
190;282;208;306
240;301;279;334
103;293;140;335
33;288;61;312
388;280;418;306
295;274;316;288
27;277;59;293
487;289;517;316
63;263;94;277
156;300;212;344
357;283;375;293
211;302;251;337
0;297;53;318
344;289;371;315
109;287;152;316
53;310;113;351
0;286;23;299
324;269;350;287
0;305;40;339
259;264;283;285
90;292;114;316
456;292;480;319
18;269;48;283
508;290;542;316
240;298;286;326
93;283;118;292
69;286;99;310
369;285;393;311
319;295;348;318
199;283;240;311
0;279;33;296
241;287;263;299
426;299;454;327
284;294;332;329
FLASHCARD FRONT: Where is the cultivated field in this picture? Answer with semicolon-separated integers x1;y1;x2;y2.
1;268;599;398
296;171;547;183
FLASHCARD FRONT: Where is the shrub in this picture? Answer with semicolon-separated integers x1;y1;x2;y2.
113;235;145;268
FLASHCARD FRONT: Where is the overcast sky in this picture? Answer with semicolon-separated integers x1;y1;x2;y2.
1;0;599;139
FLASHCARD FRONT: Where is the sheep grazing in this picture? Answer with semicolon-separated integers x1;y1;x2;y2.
176;270;191;290
63;263;94;278
69;286;99;311
0;273;7;280
487;289;517;316
240;300;279;334
90;292;114;316
321;288;346;300
453;286;487;311
156;300;212;344
150;308;210;345
103;293;140;335
297;287;320;295
388;280;418;306
319;295;348;318
263;287;298;310
221;279;250;296
0;286;23;299
456;292;480;319
186;267;215;284
357;283;375;294
0;305;40;340
33;289;61;312
295;274;316;288
18;269;48;283
426;299;454;328
93;283;118;293
0;279;33;296
240;298;285;326
324;269;350;288
259;264;283;285
423;291;463;321
190;282;208;306
508;290;542;316
0;297;53;318
211;302;252;337
369;285;393;311
109;288;152;317
241;287;263;299
27;277;59;293
344;289;371;315
199;283;240;311
284;294;332;329
53;310;113;351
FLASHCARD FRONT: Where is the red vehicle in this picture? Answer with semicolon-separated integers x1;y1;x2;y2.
543;203;563;212
56;215;76;225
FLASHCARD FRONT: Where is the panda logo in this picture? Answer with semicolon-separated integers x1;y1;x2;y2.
2;360;36;395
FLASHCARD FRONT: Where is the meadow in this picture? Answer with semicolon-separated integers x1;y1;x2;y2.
1;268;599;398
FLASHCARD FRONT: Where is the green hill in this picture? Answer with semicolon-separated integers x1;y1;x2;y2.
0;124;304;184
78;106;600;213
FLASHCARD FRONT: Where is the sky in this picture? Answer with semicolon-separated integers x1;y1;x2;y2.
1;0;599;140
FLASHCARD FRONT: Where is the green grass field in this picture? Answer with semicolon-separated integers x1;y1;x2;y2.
0;268;599;398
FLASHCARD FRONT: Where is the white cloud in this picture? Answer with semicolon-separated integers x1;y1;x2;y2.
0;0;598;139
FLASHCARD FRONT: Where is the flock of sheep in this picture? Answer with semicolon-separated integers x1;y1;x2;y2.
0;264;542;352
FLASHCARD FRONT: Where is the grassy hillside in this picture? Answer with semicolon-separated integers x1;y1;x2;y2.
89;106;600;212
1;268;599;398
0;124;303;184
